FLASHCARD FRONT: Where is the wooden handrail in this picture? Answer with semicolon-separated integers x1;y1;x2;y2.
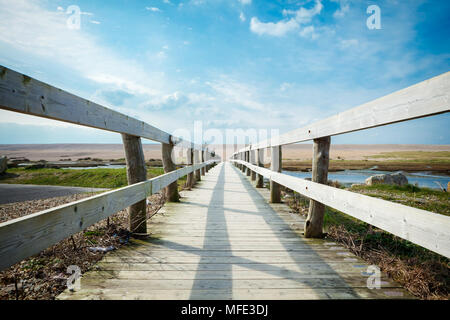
0;160;217;271
0;66;204;150
231;159;450;258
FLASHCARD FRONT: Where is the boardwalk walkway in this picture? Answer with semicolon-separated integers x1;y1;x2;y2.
59;162;410;300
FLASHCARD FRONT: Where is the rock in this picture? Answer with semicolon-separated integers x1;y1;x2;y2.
0;156;7;174
390;172;408;186
365;172;408;186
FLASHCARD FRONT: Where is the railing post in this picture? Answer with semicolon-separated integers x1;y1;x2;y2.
186;146;194;188
195;149;201;181
256;148;264;188
241;152;245;173
250;149;256;181
304;136;331;238
162;137;180;202
201;149;206;176
246;150;251;176
121;134;147;234
270;145;282;203
205;148;209;173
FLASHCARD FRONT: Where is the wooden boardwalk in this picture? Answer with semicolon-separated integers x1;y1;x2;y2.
59;162;411;300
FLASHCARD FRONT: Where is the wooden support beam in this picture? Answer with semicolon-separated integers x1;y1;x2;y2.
162;138;180;202
201;150;206;176
121;134;148;234
241;152;245;173
250;150;256;181
270;145;282;203
194;150;201;181
205;149;209;173
246;151;251;176
256;149;264;188
186;147;194;189
304;136;331;238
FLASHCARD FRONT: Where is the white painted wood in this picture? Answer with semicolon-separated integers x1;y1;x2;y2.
0;66;205;150
233;72;450;153
232;160;450;258
0;161;216;270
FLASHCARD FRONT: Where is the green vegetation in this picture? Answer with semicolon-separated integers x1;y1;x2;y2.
0;167;187;190
349;184;450;216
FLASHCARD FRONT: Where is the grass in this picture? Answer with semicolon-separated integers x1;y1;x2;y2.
0;167;187;190
369;151;450;161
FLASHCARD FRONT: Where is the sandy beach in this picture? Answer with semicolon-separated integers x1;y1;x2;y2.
1;143;449;162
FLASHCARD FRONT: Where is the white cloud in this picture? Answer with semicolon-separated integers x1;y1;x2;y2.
250;17;298;37
339;38;358;49
331;0;350;18
239;12;246;22
299;25;318;40
239;0;252;5
90;20;101;24
146;7;161;12
250;0;322;37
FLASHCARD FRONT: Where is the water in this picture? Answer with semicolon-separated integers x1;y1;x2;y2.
283;169;450;190
63;164;126;170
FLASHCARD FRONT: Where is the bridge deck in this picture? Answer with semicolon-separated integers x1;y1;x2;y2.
59;162;410;299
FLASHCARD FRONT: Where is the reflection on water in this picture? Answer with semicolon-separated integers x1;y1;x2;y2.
283;169;450;190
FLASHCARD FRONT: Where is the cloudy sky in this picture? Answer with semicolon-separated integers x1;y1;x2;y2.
0;0;449;144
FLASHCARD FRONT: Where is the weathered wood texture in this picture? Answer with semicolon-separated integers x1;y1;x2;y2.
256;149;264;188
250;150;256;181
162;139;180;202
0;66;205;150
201;150;206;176
304;137;331;238
236;71;450;153
122;134;148;233
186;148;194;188
0;161;215;271
232;160;450;258
194;150;201;181
58;162;410;300
270;146;282;203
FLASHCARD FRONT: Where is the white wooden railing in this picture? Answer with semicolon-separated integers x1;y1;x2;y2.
0;66;217;270
231;71;450;258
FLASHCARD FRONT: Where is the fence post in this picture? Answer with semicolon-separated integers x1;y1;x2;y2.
304;136;331;238
195;149;201;181
201;149;206;176
270;145;282;203
250;149;256;181
121;134;147;234
256;148;264;188
205;148;209;173
241;152;245;173
162;137;180;202
186;145;194;188
246;150;251;176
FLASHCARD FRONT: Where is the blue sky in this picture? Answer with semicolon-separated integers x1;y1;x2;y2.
0;0;449;145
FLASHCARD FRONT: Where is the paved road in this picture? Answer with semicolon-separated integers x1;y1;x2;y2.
0;184;109;204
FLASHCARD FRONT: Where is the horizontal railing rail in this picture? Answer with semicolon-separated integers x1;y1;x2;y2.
230;72;450;258
231;159;450;258
0;66;203;150
235;71;450;152
0;160;217;270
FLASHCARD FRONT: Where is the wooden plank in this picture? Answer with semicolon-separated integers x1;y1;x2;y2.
0;66;206;150
235;71;450;152
0;161;215;270
304;136;330;238
232;160;450;258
